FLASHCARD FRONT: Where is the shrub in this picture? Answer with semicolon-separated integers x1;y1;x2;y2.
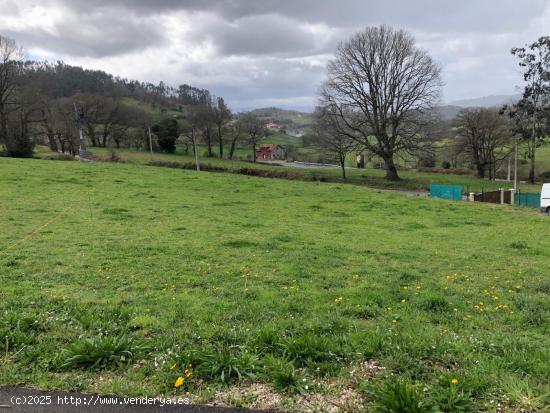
58;335;137;370
3;133;35;158
510;241;528;250
363;380;439;413
108;151;121;162
441;161;451;169
238;167;297;180
538;170;550;179
152;118;178;153
45;153;74;161
418;154;436;168
416;167;473;175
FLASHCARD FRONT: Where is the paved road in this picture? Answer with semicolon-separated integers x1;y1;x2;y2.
0;388;270;413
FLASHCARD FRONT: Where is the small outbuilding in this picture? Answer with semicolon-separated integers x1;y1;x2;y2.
256;144;285;160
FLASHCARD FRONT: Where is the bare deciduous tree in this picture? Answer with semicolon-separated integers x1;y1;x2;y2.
181;106;202;170
314;106;359;179
0;35;34;157
213;96;231;158
455;108;513;179
240;113;265;163
228;114;244;160
320;25;442;180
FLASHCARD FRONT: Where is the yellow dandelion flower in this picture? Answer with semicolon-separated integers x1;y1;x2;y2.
174;376;185;388
451;378;459;385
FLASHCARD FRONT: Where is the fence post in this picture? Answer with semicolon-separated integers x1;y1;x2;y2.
500;189;504;205
510;189;515;205
469;192;475;202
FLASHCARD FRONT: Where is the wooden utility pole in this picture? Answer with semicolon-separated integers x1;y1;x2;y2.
514;137;518;191
148;127;153;160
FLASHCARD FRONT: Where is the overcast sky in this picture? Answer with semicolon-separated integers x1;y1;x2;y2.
0;0;548;111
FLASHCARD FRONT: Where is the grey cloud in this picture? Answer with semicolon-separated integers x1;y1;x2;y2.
1;0;547;109
52;0;549;32
3;7;163;58
204;15;320;57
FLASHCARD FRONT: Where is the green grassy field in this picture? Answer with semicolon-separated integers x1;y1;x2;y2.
1;157;549;411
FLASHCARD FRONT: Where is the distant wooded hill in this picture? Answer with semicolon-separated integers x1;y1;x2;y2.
248;107;314;128
25;61;214;109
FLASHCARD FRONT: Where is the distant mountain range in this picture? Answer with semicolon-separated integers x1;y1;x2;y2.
253;94;523;124
447;94;522;108
436;94;522;120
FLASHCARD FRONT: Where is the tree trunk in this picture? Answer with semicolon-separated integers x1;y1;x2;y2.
86;125;98;146
476;163;485;179
340;156;346;179
529;105;537;184
47;130;58;152
229;138;237;160
529;136;536;184
252;142;257;163
205;128;213;157
382;155;399;180
218;126;223;158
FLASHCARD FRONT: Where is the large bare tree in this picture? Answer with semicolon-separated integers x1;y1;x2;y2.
320;26;442;180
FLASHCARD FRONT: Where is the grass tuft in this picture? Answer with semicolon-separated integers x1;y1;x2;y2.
363;380;439;413
57;335;138;370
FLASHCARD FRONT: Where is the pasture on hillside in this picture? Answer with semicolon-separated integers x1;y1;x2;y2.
0;158;549;412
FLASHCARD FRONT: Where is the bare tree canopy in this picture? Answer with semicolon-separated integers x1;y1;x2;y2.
0;35;32;156
314;106;359;179
455;108;513;179
240;113;265;163
320;25;442;180
213;96;232;158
